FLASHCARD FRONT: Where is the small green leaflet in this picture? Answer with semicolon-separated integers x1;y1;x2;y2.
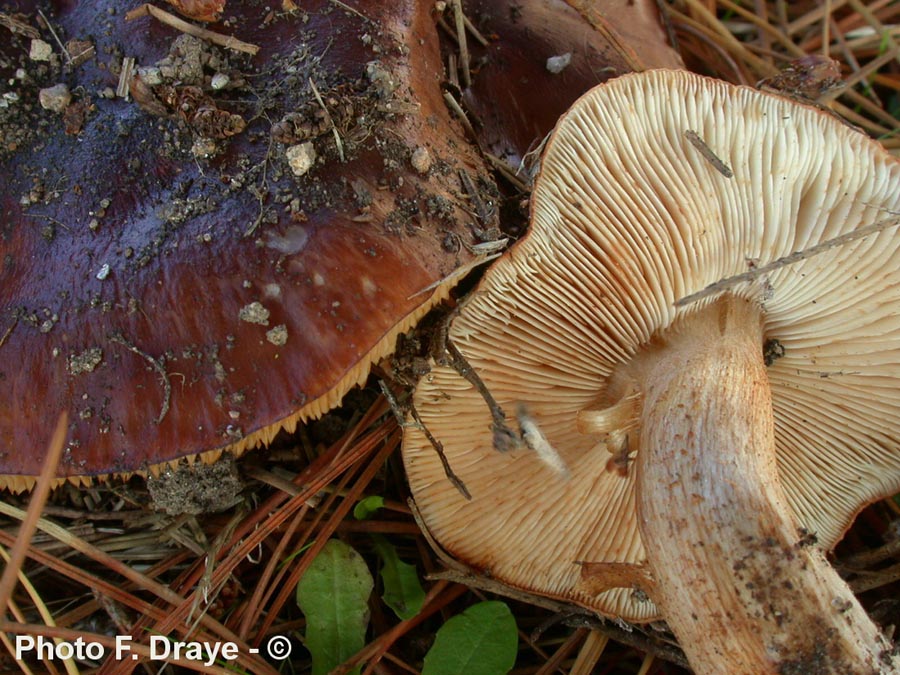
422;601;517;675
353;495;385;520
296;539;373;675
371;534;425;620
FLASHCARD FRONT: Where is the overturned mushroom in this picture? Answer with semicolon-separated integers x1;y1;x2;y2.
403;70;900;674
0;0;496;490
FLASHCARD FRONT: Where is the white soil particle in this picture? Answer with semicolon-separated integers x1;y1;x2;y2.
210;72;230;90
286;142;316;177
546;53;572;74
39;84;71;113
266;324;289;346
411;146;432;174
238;301;270;325
68;348;103;375
29;39;53;62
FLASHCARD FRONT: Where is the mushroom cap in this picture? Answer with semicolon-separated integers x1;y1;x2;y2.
459;0;683;165
0;0;492;490
402;69;900;621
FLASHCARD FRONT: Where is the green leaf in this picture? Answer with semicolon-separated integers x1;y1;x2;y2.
422;601;517;675
296;539;373;675
371;534;426;620
353;495;385;520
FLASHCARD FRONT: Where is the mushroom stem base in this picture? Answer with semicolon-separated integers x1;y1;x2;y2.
633;296;897;675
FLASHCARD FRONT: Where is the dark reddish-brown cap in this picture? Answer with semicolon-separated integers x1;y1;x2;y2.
458;0;683;166
0;0;494;490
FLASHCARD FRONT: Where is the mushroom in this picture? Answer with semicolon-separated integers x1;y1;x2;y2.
403;69;900;674
456;0;683;167
0;0;496;490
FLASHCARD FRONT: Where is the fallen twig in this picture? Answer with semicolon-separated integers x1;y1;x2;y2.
451;0;471;88
37;9;71;64
408;399;471;500
327;0;370;22
0;413;67;620
676;215;900;306
443;90;477;138
0;12;40;39
309;77;344;162
109;334;171;425
0;315;17;351
484;152;531;192
125;4;260;55
117;56;135;99
684;129;733;178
